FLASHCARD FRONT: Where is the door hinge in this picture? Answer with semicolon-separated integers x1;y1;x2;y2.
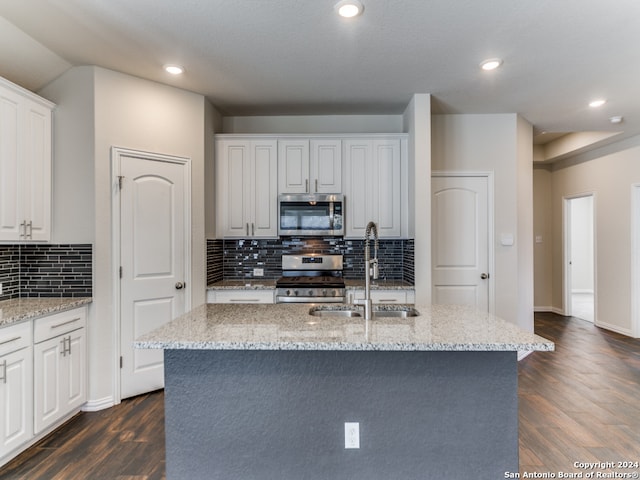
120;356;123;369
117;175;125;190
119;266;123;278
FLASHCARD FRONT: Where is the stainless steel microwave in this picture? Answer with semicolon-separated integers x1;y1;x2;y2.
278;193;344;236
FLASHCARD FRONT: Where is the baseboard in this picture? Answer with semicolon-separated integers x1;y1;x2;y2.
534;306;553;312
517;350;533;361
595;320;633;337
82;396;115;412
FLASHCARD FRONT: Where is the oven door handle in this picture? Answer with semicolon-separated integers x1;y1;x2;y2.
276;296;345;304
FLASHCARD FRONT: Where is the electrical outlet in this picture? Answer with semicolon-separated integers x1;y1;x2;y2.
345;422;360;449
253;268;264;277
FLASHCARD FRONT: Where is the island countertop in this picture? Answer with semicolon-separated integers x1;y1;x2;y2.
135;303;554;352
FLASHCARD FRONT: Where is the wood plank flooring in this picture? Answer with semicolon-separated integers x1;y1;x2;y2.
1;312;638;479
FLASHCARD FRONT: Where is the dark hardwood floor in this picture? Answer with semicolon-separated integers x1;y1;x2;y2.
1;312;639;479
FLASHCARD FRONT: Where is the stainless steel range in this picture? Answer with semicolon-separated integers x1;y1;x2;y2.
275;254;345;303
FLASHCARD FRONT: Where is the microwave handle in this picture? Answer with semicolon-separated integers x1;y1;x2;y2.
329;201;334;230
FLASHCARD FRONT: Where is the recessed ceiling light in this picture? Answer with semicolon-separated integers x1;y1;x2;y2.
480;58;503;71
335;0;364;18
164;64;184;75
589;99;606;108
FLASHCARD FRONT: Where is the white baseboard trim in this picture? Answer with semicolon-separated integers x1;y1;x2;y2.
82;396;115;412
595;320;633;337
517;350;533;361
534;306;553;312
534;306;566;316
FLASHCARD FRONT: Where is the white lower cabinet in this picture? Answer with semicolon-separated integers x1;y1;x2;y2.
0;321;32;460
207;289;274;304
350;289;415;304
33;308;87;434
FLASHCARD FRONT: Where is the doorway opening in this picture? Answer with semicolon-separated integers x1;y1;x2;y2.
563;194;595;322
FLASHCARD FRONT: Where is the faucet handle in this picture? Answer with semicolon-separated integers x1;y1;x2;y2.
370;259;379;280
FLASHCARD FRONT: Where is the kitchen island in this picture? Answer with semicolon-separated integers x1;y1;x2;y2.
136;303;553;480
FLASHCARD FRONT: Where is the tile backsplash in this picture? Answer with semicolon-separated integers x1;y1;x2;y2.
207;237;414;284
0;244;93;301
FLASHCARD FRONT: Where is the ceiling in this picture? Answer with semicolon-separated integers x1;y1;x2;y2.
1;0;639;146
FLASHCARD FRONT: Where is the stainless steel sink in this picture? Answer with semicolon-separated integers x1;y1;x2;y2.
308;306;420;318
308;307;362;318
372;308;420;318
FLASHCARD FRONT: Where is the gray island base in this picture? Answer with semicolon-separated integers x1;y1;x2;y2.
136;303;553;479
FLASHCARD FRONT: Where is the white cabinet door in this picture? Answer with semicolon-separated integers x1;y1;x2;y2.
0;87;23;241
0;347;33;459
210;290;274;304
251;141;278;237
278;138;342;194
22;98;52;242
344;137;402;238
34;307;87;435
216;138;278;238
278;139;309;194
310;139;342;194
0;78;52;242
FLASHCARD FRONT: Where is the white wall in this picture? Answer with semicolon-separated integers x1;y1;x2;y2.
222;115;404;134
533;166;553;310
40;66;95;243
432;114;534;330
41;66;212;407
546;136;640;335
403;94;431;304
570;196;594;292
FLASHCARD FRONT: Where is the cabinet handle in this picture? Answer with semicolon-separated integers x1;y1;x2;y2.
67;336;72;355
246;223;249;236
229;299;260;302
27;220;33;239
51;317;81;329
378;299;398;302
0;360;6;384
305;179;309;193
315;179;318;192
19;221;26;239
252;223;255;236
0;336;21;346
60;337;67;357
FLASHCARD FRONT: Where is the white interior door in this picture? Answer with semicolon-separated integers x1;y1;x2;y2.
432;175;490;311
116;149;189;400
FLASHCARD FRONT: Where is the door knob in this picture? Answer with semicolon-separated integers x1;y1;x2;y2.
480;273;489;280
175;282;185;290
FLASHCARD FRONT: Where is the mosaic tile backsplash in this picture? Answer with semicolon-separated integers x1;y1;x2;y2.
0;244;93;301
207;237;414;284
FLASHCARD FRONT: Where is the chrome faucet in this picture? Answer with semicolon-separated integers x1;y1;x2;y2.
354;221;379;320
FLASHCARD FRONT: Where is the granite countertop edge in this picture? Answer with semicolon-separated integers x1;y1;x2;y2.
0;297;93;328
136;303;554;353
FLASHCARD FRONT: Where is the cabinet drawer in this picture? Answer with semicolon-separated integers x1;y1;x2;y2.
34;307;86;343
0;321;31;357
211;290;274;304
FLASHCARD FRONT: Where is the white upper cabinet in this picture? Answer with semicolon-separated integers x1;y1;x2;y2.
344;136;406;238
216;138;278;238
0;77;53;242
278;138;342;194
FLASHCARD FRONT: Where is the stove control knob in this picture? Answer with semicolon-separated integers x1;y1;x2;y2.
294;290;299;296
322;289;327;296
286;290;292;296
308;290;314;297
332;290;338;297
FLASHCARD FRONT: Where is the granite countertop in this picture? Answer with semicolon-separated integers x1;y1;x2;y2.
0;297;92;328
207;279;414;290
135;303;554;352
